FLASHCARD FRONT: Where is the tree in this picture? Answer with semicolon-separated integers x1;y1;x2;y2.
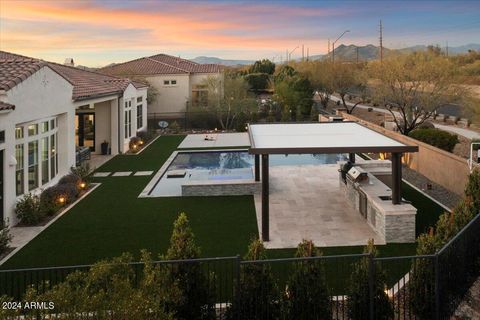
274;66;313;121
202;74;257;130
161;212;215;320
369;52;469;135
249;59;275;75
346;239;393;320
227;239;280;320
283;240;331;319
331;62;367;114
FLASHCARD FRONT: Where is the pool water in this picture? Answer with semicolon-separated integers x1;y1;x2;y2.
148;150;347;196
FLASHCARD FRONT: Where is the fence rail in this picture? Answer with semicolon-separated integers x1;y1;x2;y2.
1;213;480;319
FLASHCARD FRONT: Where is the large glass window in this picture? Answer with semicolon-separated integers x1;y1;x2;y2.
15;144;24;196
41;137;49;185
28;141;38;191
15;126;24;139
28;124;38;136
50;134;57;180
41;121;49;133
137;104;143;129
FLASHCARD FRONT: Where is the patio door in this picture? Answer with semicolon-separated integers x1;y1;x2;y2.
76;113;95;151
0;150;4;224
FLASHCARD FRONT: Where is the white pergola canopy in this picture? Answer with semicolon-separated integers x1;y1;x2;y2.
248;122;418;154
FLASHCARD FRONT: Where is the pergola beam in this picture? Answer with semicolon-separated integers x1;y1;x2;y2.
391;152;402;204
254;154;260;181
261;154;269;241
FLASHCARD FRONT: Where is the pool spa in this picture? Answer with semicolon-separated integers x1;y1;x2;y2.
143;150;347;197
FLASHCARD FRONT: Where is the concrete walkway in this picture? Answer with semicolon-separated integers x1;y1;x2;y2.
330;95;480;140
254;164;384;249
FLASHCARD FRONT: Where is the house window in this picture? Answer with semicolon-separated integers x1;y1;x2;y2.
0;130;4;143
15;144;24;196
137;97;143;103
28;140;38;191
171;80;177;85
50;119;55;129
15;126;24;139
41;121;49;133
124;110;132;139
50;133;57;180
28;124;38;136
41;137;49;184
164;80;170;85
129;101;131;108
137;104;143;129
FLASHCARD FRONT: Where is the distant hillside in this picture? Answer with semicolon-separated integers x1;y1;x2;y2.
190;56;255;66
398;43;480;54
321;44;390;62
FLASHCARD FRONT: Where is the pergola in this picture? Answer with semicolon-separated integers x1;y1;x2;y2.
247;122;419;241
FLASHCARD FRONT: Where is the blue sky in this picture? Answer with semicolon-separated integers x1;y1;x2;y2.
0;0;479;66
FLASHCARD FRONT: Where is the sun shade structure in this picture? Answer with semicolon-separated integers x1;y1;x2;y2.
247;122;419;242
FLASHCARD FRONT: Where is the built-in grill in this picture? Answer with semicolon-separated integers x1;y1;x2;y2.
346;167;368;183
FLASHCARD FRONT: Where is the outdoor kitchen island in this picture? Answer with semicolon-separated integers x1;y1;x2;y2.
341;161;417;243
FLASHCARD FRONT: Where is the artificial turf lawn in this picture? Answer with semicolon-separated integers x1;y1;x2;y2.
1;136;445;269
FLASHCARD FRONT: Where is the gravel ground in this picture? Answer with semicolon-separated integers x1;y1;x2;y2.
452;277;480;319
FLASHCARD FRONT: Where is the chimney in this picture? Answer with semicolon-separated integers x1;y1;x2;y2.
64;58;74;67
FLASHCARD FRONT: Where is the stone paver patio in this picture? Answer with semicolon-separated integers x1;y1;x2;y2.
254;164;384;249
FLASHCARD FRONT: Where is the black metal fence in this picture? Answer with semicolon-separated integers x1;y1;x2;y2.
1;213;480;319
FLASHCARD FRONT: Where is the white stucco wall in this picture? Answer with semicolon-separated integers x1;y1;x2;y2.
0;66;75;225
145;74;190;114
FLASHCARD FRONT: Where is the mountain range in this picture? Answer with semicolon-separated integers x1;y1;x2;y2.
190;43;480;65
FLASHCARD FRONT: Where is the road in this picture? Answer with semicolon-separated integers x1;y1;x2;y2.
329;95;480;140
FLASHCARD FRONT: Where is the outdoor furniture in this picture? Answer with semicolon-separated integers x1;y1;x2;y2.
76;146;91;165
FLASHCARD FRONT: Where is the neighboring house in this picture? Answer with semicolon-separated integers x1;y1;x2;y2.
99;54;222;114
0;51;148;226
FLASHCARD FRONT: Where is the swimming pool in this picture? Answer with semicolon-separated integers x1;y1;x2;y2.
146;150;347;197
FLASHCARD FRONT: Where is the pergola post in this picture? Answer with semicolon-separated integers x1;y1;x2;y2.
254;154;260;181
261;154;269;241
349;153;356;163
391;152;402;204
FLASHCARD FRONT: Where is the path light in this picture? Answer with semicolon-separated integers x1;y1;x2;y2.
79;182;86;189
139;140;144;146
58;196;66;205
132;144;137;150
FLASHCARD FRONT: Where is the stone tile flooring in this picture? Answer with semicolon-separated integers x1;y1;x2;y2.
134;171;154;176
112;171;132;177
254;164;384;249
93;172;111;177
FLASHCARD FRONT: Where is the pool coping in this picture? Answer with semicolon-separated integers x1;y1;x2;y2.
138;148;251;198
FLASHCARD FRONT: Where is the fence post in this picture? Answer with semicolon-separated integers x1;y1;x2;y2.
368;254;375;320
434;254;440;320
235;255;241;320
184;111;187;131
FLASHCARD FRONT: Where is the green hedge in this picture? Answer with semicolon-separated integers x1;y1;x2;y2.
409;128;459;152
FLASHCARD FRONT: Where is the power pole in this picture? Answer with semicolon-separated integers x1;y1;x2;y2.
307;47;309;61
328;38;330;61
446;41;449;57
379;20;383;62
302;44;305;61
356;47;359;63
286;49;288;63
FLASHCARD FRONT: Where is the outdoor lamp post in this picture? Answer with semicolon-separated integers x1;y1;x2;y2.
288;46;299;63
332;30;350;63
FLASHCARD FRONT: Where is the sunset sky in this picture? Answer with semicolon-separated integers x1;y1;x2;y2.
1;0;479;67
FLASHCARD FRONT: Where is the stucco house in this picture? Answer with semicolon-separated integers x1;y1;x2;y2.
99;54;222;115
0;51;148;226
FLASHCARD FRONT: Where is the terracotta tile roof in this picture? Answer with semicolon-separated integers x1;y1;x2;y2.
0;51;147;101
99;53;221;76
0;58;46;91
0;101;15;111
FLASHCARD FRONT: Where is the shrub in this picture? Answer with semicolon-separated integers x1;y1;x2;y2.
137;130;155;143
39;187;63;216
59;173;81;186
418;121;435;129
410;231;437;319
0;224;12;255
169;121;181;133
283;240;331;319
465;168;480;210
161;213;215;319
16;193;43;225
234;111;249;132
244;73;270;91
346;239;393;320
70;163;91;184
24;253;172;319
227;238;280;320
409;128;459;152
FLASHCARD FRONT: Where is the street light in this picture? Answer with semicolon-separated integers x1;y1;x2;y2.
288;46;299;63
332;30;350;63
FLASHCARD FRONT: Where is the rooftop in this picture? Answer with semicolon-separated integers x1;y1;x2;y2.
99;53;221;76
248;122;419;154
